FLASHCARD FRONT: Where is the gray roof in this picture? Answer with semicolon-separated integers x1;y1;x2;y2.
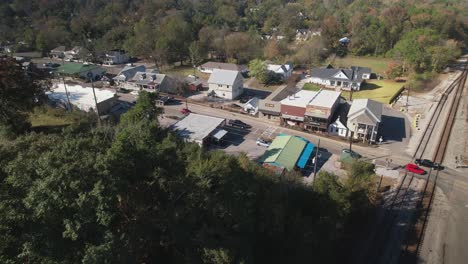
114;65;146;81
347;99;382;125
171;113;225;143
311;66;371;82
208;69;241;86
264;84;299;102
51;46;66;53
132;71;166;85
307;89;341;108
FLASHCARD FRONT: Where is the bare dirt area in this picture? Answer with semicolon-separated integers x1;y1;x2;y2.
442;77;467;169
417;187;450;264
401;71;463;158
351;173;427;264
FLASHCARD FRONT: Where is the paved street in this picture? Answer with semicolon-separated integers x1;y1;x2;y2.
161;100;414;166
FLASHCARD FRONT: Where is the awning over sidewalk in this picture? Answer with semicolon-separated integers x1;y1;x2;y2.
212;129;228;140
296;143;315;169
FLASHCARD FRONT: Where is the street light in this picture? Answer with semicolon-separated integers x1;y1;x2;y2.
86;72;101;125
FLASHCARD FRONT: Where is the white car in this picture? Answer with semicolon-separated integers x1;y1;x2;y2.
130;90;140;96
256;138;271;147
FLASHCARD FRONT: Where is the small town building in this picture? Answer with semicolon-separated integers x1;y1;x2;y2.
171;113;227;147
258;85;299;122
260;134;315;172
50;46;66;59
47;83;117;114
328;115;349;137
267;63;293;80
113;65;146;86
207;69;243;100
308;65;371;91
64;46;84;61
56;62;106;80
243;97;259;115
186;76;208;91
280;90;318;127
114;66;172;93
198;61;247;74
103;50;129;65
347;99;382;143
131;71;171;92
304;89;341;132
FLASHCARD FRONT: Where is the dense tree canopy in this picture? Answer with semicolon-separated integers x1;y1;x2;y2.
0;58;48;136
0;0;464;73
0;91;377;263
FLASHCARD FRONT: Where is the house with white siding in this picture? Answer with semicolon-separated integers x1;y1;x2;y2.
207;69;243;100
308;65;371;91
347;99;382;143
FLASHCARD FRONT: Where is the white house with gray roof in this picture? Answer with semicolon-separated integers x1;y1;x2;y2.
207;69;243;100
347;99;382;143
113;65;146;86
308;66;371;91
114;65;173;93
267;63;293;80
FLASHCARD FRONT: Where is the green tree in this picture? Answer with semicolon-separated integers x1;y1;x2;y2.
189;41;204;77
248;59;269;83
0;58;48;136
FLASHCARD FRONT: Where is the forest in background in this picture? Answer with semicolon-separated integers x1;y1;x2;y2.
0;0;466;77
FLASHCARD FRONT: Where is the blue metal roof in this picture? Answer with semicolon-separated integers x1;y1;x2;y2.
297;143;315;169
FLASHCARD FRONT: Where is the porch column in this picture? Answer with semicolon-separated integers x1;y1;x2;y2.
364;124;368;142
371;125;376;142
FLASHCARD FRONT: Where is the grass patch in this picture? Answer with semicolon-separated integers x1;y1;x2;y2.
340;80;403;104
328;56;392;76
163;66;210;80
303;83;321;91
29;107;91;128
244;77;283;92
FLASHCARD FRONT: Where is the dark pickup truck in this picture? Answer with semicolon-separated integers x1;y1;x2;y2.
415;159;443;170
227;119;251;129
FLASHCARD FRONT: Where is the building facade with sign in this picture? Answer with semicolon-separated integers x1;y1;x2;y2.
304;90;341;132
258;84;299;122
280;90;318;127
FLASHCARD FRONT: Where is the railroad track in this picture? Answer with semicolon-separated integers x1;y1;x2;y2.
362;63;467;264
400;62;468;263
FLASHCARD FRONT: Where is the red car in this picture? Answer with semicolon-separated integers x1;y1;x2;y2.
180;108;192;114
405;163;426;175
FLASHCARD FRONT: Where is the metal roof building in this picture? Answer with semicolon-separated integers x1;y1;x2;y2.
261;134;314;171
171;113;227;147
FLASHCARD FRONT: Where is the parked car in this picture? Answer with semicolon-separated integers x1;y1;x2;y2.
227;119;251;129
180;108;192;114
405;163;426;175
117;88;130;94
342;149;362;159
415;159;442;170
256;138;271;147
130;90;140;96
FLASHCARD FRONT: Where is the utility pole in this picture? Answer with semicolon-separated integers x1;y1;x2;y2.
349;131;354;151
87;72;101;125
406;86;410;112
59;73;72;112
313;139;321;184
377;174;384;191
349;87;353;101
